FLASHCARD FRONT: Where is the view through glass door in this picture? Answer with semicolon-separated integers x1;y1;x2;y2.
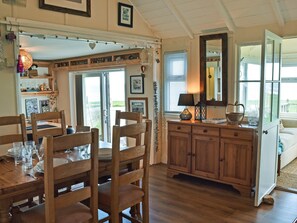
255;30;282;206
82;69;125;142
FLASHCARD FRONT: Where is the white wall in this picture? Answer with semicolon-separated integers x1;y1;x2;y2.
160;21;297;164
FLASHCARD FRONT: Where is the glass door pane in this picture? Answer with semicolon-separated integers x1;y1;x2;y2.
107;70;126;142
82;76;104;140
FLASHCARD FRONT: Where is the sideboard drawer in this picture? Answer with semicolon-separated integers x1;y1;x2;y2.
192;126;219;137
168;123;191;133
221;129;253;140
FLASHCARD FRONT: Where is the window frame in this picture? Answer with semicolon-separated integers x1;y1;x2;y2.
236;43;262;117
163;50;188;113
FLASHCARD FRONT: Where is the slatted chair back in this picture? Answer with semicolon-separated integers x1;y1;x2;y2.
0;114;27;146
109;120;151;222
44;128;99;223
31;111;66;145
115;110;142;145
75;125;91;133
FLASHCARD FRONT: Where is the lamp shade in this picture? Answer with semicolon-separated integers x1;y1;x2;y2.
178;93;194;106
19;49;33;70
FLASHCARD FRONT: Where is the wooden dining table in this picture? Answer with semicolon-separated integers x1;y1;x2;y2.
0;141;135;223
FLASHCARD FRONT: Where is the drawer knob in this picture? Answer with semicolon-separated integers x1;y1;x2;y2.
220;158;224;162
203;129;208;133
234;132;238;137
177;126;181;130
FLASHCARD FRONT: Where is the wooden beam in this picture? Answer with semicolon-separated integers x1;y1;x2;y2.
214;0;236;32
162;0;194;39
270;0;285;27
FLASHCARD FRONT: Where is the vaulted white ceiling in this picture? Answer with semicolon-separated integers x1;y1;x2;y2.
129;0;297;39
19;0;297;60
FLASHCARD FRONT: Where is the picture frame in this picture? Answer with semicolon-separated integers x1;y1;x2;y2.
39;0;91;17
130;75;144;94
118;2;133;28
39;99;50;113
128;97;148;118
25;98;39;119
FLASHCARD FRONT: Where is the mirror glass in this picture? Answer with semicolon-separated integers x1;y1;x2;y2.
200;33;228;106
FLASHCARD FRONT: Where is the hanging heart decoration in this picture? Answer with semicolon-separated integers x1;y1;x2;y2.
89;42;96;50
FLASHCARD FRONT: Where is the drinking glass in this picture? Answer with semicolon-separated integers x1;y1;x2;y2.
23;141;34;170
12;142;23;166
36;144;44;161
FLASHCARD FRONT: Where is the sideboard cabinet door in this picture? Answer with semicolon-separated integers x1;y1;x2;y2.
220;138;252;186
192;135;220;179
168;131;191;173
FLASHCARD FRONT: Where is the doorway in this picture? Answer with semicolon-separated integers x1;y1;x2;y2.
238;37;297;194
76;69;126;143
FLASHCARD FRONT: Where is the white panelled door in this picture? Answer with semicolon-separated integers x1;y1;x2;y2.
254;30;282;206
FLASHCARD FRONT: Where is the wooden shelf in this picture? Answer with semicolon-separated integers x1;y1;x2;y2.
21;91;58;97
53;49;142;70
20;75;53;79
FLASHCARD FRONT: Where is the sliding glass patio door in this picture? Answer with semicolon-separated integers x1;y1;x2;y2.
79;69;125;142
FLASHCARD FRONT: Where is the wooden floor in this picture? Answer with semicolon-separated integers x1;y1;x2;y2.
139;164;297;223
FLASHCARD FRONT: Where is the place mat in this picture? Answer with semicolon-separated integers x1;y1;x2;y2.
98;148;112;160
35;158;69;173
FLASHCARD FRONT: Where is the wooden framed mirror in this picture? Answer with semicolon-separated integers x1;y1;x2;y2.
200;33;228;106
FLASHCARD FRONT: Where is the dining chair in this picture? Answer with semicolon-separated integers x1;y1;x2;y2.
31;110;67;145
0;114;27;146
12;128;99;223
115;110;143;142
0;114;36;209
75;125;91;132
98;120;152;223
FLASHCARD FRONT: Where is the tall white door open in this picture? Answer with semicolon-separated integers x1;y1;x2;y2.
254;30;282;206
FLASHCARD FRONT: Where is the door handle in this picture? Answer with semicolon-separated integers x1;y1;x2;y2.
263;130;268;134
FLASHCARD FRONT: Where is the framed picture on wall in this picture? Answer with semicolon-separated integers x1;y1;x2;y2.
39;99;50;113
25;98;38;118
118;2;133;28
39;0;91;17
128;97;148;118
130;75;144;94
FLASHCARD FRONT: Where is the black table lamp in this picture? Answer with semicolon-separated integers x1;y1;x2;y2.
178;93;194;120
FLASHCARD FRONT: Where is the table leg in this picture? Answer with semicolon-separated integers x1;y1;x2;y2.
0;200;12;223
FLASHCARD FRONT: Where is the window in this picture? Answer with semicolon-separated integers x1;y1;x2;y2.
280;66;297;115
237;44;261;117
237;39;297;118
164;51;187;112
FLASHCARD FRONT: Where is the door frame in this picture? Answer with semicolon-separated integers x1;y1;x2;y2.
254;30;282;206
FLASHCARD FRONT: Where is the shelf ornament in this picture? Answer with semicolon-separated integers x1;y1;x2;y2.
195;101;207;121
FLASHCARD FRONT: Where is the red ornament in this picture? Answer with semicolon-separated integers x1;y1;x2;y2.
141;65;146;73
17;54;24;75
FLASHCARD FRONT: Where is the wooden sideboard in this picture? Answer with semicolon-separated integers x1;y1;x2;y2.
167;120;257;196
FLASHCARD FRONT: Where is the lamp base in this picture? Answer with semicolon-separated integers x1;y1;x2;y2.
180;108;192;120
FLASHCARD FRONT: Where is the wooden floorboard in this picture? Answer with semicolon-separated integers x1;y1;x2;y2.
142;164;297;223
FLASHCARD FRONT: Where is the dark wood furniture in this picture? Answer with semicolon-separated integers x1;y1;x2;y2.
167;120;257;196
200;33;228;106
